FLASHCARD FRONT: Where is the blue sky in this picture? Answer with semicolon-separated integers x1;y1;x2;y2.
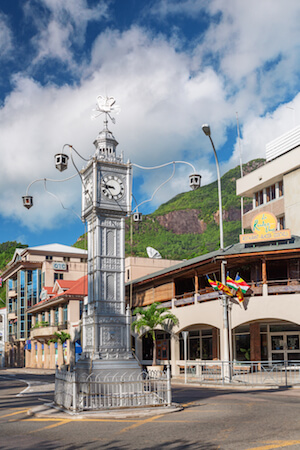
1;0;300;248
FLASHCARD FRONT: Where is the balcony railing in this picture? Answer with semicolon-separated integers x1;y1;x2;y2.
157;278;300;310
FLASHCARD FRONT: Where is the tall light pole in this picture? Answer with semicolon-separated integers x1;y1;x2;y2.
202;124;230;380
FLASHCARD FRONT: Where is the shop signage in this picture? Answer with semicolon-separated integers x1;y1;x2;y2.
52;261;67;271
239;212;291;243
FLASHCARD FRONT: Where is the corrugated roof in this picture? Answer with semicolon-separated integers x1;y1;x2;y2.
126;236;300;286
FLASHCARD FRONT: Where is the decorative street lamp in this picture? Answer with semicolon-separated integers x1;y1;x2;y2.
202;124;230;381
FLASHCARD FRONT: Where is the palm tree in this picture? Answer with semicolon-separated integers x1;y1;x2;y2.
48;331;70;366
131;302;179;366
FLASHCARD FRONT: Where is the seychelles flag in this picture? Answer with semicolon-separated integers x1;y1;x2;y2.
235;275;250;294
226;275;239;291
206;275;218;291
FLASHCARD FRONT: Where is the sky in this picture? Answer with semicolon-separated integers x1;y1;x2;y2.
1;0;300;248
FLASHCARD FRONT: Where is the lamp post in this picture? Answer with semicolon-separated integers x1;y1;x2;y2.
202;124;230;381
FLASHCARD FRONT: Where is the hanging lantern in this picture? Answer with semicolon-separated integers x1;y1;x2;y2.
189;174;201;190
54;153;69;172
133;212;142;222
22;196;33;209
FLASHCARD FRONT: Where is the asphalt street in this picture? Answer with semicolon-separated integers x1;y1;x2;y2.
1;370;300;449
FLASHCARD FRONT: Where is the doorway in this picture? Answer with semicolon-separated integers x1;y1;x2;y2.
269;332;300;362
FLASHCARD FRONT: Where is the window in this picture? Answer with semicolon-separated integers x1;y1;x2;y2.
63;257;70;262
270;184;276;201
45;255;53;261
278;216;285;230
54;273;64;283
255;190;263;207
179;329;213;360
278;180;284;197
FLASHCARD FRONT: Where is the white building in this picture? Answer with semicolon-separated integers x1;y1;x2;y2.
237;125;300;235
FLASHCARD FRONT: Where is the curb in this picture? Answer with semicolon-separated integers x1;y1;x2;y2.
29;402;183;420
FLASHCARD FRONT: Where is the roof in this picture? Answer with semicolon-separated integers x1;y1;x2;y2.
28;275;88;312
24;243;87;255
53;280;77;292
126;236;300;286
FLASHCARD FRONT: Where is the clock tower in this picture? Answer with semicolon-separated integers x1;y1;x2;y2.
76;96;140;376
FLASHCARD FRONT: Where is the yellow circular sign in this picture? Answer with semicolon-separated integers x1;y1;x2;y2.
251;212;277;236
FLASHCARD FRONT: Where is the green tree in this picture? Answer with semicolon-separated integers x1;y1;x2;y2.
131;302;179;365
48;331;70;366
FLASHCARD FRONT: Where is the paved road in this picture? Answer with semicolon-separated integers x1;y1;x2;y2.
1;371;300;449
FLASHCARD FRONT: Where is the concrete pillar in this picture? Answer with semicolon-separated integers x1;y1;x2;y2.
57;342;64;367
49;342;56;368
170;332;180;376
38;313;42;323
262;258;268;296
37;341;42;368
44;342;50;368
25;346;31;368
31;315;36;327
212;328;219;359
50;309;55;326
275;182;280;199
250;323;261;361
263;188;267;205
253;195;256;210
45;311;49;324
135;336;143;363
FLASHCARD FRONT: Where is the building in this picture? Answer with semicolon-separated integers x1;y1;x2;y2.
125;256;181;283
237;125;300;235
1;244;87;367
26;275;87;369
127;234;300;376
0;307;6;367
12;253;177;369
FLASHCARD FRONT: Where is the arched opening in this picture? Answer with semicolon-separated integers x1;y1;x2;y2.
178;324;220;361
233;320;300;362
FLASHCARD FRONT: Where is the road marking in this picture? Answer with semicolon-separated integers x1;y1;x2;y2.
0;409;29;418
25;417;137;423
119;414;163;433
28;419;72;433
246;440;300;449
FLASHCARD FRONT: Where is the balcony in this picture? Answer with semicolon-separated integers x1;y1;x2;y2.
8;311;17;321
30;324;58;339
30;321;69;339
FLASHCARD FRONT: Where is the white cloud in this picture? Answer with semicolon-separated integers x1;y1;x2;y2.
1;2;300;234
25;0;109;65
0;13;13;59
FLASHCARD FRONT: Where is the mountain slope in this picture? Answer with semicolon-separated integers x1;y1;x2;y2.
74;158;265;259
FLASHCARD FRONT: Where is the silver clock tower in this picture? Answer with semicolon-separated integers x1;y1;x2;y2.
77;96;140;376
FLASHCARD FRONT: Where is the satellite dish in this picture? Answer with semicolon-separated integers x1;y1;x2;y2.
147;247;162;259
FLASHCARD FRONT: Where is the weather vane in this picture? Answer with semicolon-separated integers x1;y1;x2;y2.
91;95;121;124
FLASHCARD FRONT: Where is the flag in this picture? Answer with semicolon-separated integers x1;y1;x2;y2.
226;275;239;291
0;277;2;287
216;281;234;297
206;275;218;291
235;274;250;294
236;287;244;303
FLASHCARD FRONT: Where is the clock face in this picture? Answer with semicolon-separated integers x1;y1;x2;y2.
101;175;125;200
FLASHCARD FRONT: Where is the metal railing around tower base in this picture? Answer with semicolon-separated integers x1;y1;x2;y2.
55;366;172;412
